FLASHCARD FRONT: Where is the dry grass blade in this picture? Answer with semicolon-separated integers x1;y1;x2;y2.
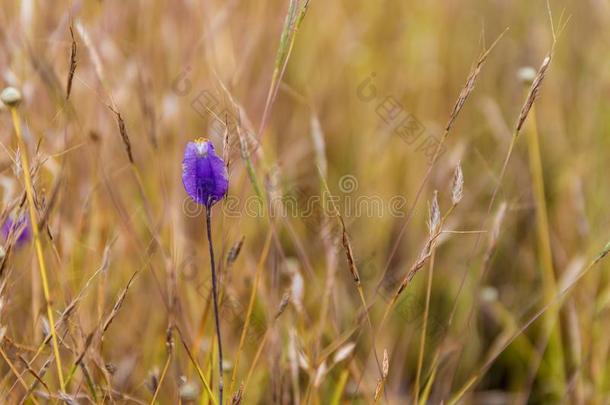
17;354;50;393
102;271;138;334
66;25;77;100
0;348;41;405
110;108;135;164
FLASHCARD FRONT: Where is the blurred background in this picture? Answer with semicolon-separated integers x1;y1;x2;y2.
1;0;610;403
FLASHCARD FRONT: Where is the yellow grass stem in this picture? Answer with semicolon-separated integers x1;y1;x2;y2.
149;352;172;405
329;369;349;405
243;328;269;393
9;107;65;391
414;250;436;403
418;351;439;405
525;102;566;393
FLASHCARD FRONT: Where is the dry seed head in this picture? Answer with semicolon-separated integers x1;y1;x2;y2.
428;191;440;236
332;342;356;364
221;359;233;371
41;317;50;338
490;202;508;248
226;236;245;265
179;381;199;401
374;381;383;401
516;55;551;133
382;349;389;378
58;393;79;405
275;292;290;319
146;368;160;393
451;162;464;205
1;87;22;107
298;350;310;370
310;114;327;178
231;384;244;405
105;362;117;374
289;263;304;313
517;66;537;85
480;286;499;302
313;361;327;387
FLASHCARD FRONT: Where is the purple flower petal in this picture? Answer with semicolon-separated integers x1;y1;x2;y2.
182;139;229;207
2;215;31;246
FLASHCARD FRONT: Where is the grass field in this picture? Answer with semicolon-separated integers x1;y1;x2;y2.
1;0;610;403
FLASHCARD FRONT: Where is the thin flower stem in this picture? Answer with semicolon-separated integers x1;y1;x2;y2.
9;107;65;392
206;205;224;405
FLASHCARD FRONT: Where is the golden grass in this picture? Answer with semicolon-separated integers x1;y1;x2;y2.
1;1;610;404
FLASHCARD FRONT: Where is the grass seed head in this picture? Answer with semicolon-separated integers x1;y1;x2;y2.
1;87;22;107
451;162;464;205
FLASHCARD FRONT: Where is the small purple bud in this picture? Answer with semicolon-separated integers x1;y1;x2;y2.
182;138;229;207
2;215;31;246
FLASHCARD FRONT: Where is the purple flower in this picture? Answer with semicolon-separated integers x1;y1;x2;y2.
182;138;228;207
2;215;31;246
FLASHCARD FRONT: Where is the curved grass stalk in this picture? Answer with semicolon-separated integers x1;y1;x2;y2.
9;107;65;391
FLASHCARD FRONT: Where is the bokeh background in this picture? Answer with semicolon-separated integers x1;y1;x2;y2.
1;0;610;403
